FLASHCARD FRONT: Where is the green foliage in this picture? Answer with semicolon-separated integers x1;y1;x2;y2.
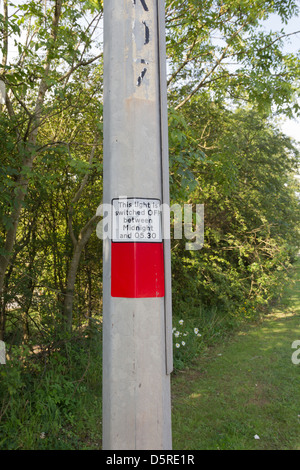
170;101;300;340
0;331;102;450
166;0;300;115
168;107;205;201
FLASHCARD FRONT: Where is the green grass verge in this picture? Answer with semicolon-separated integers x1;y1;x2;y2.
171;260;300;450
1;262;299;450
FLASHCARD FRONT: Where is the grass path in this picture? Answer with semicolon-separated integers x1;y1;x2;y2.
171;261;300;450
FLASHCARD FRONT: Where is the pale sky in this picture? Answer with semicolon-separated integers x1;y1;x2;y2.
280;118;299;142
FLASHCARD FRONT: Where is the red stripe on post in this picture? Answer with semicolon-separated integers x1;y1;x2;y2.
111;242;165;298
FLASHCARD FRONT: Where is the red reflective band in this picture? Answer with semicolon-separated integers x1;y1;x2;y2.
111;242;165;298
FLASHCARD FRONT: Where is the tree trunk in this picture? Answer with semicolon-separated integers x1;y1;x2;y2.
0;304;5;341
63;244;82;332
63;215;99;332
0;177;29;339
0;0;63;338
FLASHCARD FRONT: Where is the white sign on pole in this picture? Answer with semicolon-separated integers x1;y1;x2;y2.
0;341;6;364
112;197;162;242
0;81;5;105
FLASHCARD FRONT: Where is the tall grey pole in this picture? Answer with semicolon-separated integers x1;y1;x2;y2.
102;0;173;450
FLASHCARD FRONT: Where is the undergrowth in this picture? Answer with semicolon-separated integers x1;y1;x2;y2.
0;262;298;449
0;327;102;450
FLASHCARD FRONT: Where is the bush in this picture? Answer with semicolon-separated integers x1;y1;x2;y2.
0;330;102;450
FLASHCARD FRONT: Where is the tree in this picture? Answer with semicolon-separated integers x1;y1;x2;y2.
166;0;300;116
0;0;103;338
169;99;300;312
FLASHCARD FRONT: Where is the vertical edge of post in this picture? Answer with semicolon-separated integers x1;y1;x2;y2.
0;341;6;364
157;0;173;376
102;0;111;450
0;81;5;105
